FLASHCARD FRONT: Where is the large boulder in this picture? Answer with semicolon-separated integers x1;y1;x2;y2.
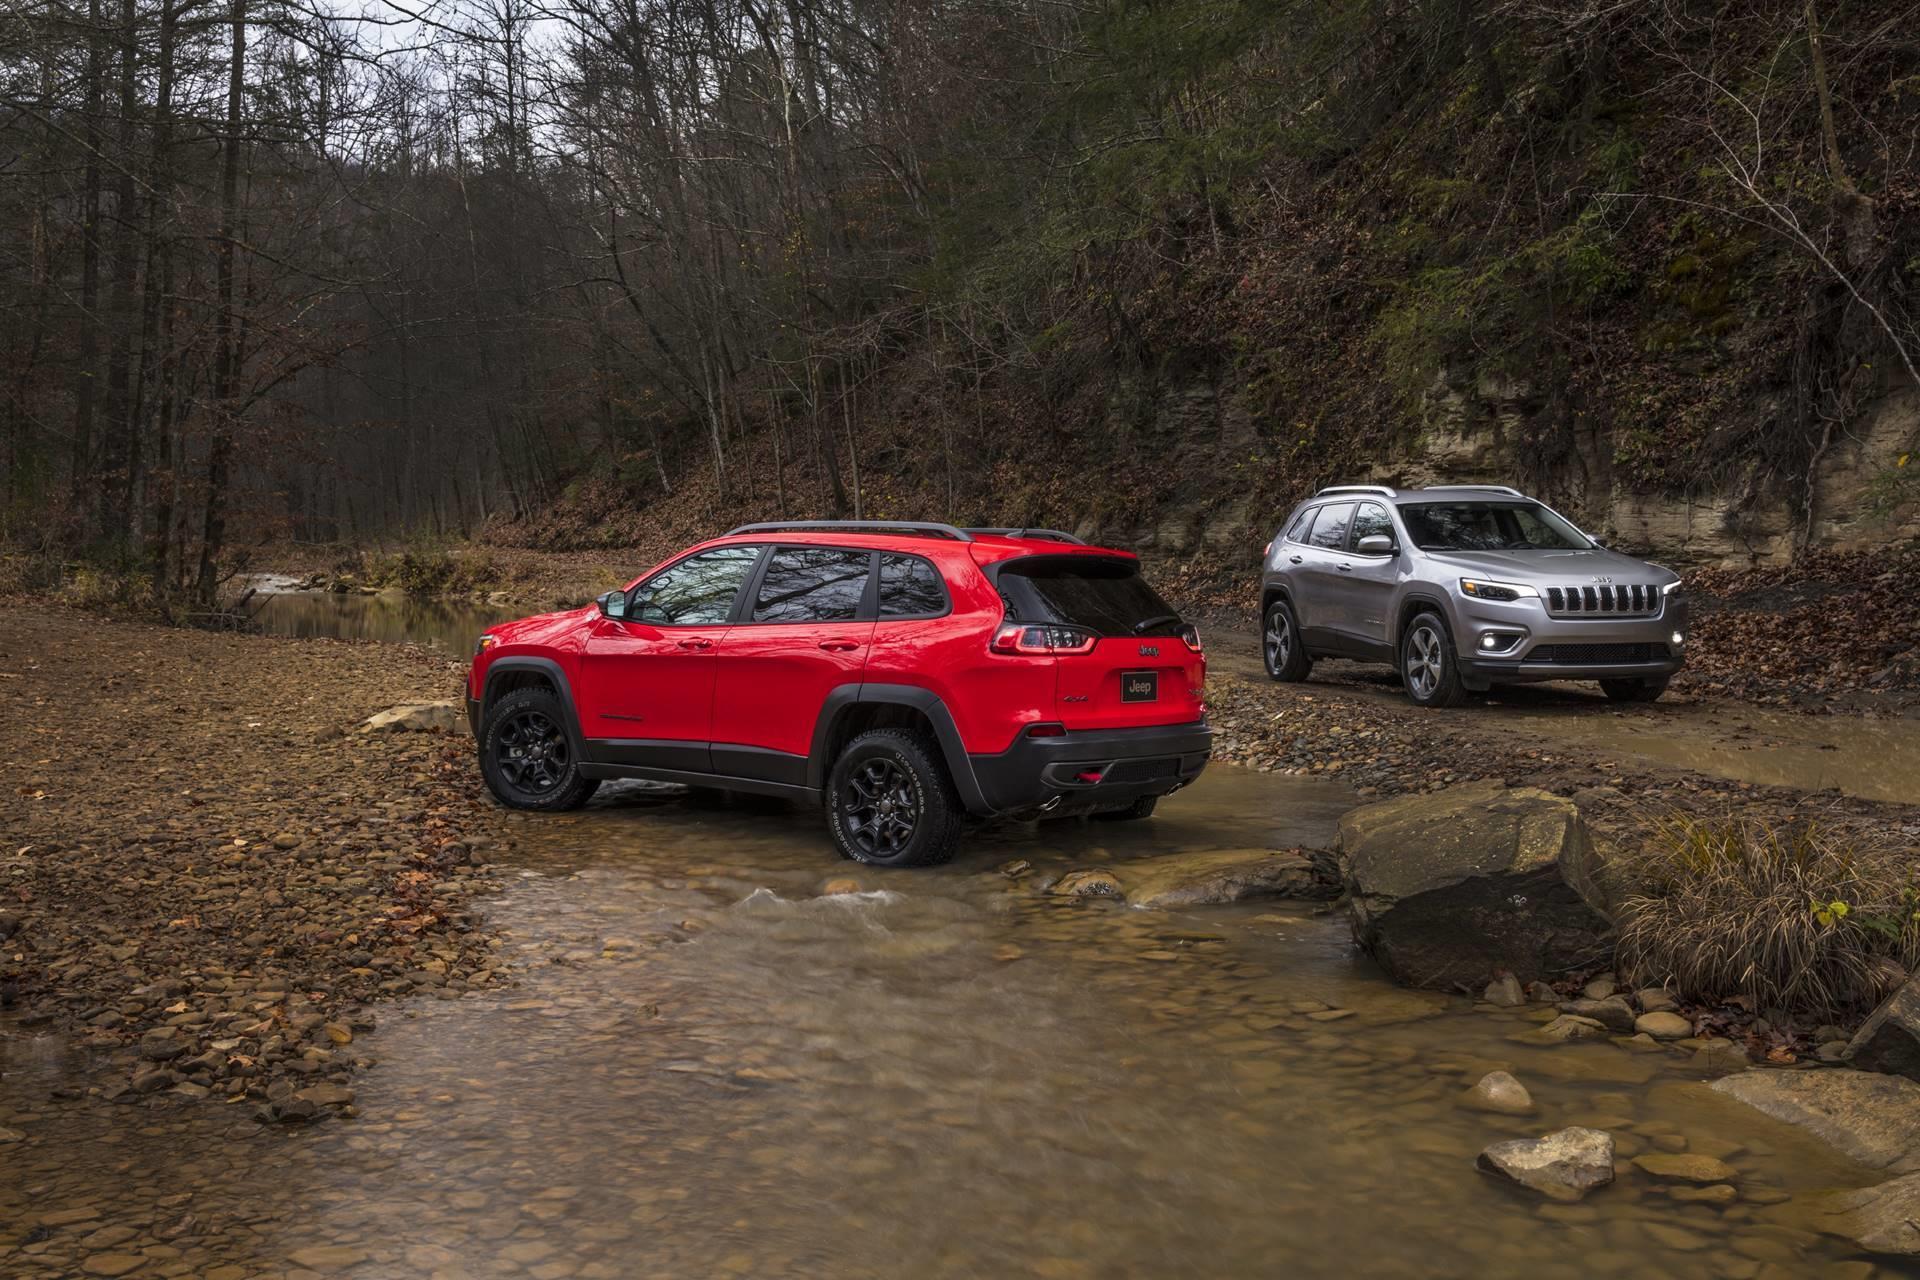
1117;848;1336;909
1709;1069;1920;1174
1847;976;1920;1083
1779;1172;1920;1259
1338;783;1612;989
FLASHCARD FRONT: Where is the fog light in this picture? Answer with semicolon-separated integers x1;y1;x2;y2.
1480;634;1500;650
1671;630;1686;648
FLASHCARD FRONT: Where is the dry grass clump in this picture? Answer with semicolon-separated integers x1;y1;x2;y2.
1615;816;1918;1022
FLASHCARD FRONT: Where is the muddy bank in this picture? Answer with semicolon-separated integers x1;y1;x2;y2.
0;603;515;1112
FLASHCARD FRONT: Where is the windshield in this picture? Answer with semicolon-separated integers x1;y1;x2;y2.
996;556;1184;637
1398;502;1591;552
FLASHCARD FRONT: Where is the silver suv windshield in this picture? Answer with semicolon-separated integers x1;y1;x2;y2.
1398;502;1591;552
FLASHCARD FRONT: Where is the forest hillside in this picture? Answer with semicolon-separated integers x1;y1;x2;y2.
3;0;1917;599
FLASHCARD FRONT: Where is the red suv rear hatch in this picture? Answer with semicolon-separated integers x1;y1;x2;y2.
989;554;1204;731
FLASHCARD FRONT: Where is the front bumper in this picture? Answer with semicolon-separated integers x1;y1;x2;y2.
967;721;1213;818
1455;597;1690;685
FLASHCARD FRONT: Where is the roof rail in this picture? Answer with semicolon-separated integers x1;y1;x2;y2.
724;520;973;541
964;527;1087;545
1315;484;1398;498
1443;485;1526;497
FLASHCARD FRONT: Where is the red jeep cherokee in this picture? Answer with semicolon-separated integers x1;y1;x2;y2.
465;522;1211;866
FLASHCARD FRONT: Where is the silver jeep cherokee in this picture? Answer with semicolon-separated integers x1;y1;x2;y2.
1259;485;1688;706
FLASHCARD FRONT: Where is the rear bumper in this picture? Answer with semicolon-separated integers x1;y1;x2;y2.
966;721;1212;818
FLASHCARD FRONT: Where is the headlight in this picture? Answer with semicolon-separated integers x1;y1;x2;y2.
1460;579;1539;602
474;633;499;657
1662;579;1684;598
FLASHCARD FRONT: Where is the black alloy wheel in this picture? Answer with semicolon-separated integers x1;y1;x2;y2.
842;756;922;860
495;708;570;795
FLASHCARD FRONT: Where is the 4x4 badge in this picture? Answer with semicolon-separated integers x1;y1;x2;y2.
1139;644;1159;656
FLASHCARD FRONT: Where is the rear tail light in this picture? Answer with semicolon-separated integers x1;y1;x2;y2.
990;622;1097;655
1180;624;1203;653
1026;723;1066;738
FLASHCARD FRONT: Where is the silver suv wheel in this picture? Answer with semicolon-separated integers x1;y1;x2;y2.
1399;610;1467;707
1405;623;1443;699
1263;600;1311;682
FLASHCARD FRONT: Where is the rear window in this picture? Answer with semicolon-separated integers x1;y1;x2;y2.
997;556;1183;637
878;553;948;618
751;547;871;622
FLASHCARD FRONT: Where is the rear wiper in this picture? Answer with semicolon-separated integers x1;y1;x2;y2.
1132;613;1181;634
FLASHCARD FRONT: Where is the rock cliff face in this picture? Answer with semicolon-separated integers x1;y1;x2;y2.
1101;370;1918;570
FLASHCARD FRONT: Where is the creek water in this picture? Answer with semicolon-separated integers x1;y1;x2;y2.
246;586;521;656
0;596;1903;1279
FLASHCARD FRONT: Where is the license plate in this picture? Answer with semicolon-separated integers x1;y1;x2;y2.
1121;671;1158;703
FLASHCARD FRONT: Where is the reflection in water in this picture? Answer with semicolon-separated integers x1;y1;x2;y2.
0;770;1889;1278
249;589;521;655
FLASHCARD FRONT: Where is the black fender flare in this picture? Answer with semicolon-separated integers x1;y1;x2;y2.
807;683;989;812
480;656;590;762
1392;592;1454;653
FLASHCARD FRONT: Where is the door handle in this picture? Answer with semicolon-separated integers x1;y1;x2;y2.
818;640;862;652
676;638;712;650
1289;555;1303;564
1337;563;1352;572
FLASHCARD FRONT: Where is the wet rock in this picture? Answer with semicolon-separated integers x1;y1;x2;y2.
1515;1014;1610;1045
295;1082;354;1107
1634;1011;1692;1040
1780;1171;1920;1258
1635;987;1678;1013
1668;1184;1739;1205
1464;1070;1534;1114
1052;869;1123;899
1337;783;1612;989
1559;996;1637;1033
1118;848;1334;908
1709;1069;1920;1173
819;878;862;896
1847;976;1920;1083
1633;1152;1739;1183
287;1244;371;1270
1581;974;1617;1000
80;1254;146;1277
1483;975;1525;1007
362;701;462;733
1476;1127;1615;1202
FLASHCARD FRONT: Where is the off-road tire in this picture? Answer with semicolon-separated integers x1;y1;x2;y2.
1091;795;1159;822
826;729;963;868
1600;676;1669;704
478;688;600;811
1400;610;1469;708
1263;600;1313;682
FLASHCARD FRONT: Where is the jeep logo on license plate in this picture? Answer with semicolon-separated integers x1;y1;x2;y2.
1121;671;1158;703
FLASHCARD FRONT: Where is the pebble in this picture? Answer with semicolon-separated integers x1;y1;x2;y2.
1463;1071;1534;1115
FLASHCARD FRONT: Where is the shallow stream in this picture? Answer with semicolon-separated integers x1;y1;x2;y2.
1;767;1898;1278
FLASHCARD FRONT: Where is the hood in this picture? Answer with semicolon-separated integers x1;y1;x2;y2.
482;605;596;649
1422;547;1677;585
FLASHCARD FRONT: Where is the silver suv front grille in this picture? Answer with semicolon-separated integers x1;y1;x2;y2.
1544;584;1662;617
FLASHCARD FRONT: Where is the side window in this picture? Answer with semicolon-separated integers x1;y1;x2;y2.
632;546;761;625
1308;503;1355;550
1351;502;1394;550
878;554;948;618
1284;507;1316;544
752;547;872;623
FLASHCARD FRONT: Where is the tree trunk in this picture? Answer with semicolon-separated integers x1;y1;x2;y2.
194;0;246;605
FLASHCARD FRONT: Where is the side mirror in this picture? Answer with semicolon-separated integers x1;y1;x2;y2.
596;589;629;621
1355;534;1396;556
